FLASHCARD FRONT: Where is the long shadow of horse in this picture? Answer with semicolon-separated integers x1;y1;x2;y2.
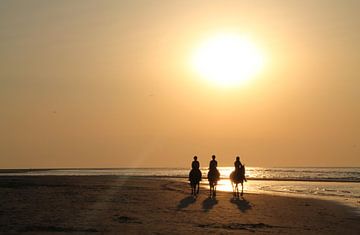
230;197;252;213
177;196;196;210
202;197;218;212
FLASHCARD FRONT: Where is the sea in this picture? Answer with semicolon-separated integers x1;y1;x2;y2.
1;167;359;211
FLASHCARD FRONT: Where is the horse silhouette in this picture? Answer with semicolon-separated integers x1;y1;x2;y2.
189;168;202;196
230;164;246;198
207;168;220;198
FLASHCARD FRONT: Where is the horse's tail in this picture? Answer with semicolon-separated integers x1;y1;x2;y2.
241;165;247;182
230;171;235;184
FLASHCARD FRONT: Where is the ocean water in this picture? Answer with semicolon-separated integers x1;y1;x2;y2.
1;167;359;210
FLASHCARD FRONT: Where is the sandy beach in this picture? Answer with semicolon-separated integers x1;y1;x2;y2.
0;176;359;234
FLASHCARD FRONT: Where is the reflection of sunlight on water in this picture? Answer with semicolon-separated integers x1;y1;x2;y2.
212;167;259;180
216;179;233;192
201;167;258;193
201;179;259;193
199;167;265;193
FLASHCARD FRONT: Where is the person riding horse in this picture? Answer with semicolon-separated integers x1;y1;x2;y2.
234;156;241;169
234;156;247;182
189;156;202;196
209;155;217;170
192;156;200;170
207;155;220;197
230;156;246;198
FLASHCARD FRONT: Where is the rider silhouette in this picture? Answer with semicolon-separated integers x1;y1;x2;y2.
234;156;242;170
192;156;200;169
189;155;202;195
234;156;247;182
209;155;217;170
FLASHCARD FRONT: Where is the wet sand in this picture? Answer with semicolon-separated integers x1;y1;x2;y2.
0;176;359;234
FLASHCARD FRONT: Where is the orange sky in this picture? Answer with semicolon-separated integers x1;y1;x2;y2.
1;1;359;168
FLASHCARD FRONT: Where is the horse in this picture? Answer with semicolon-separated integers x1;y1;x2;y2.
207;168;220;198
230;165;246;198
189;168;202;196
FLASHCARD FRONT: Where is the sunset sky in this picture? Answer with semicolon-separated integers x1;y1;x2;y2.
1;0;359;168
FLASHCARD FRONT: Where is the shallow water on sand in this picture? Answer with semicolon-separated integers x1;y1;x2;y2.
212;179;360;211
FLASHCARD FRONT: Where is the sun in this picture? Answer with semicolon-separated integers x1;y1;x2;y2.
191;33;265;87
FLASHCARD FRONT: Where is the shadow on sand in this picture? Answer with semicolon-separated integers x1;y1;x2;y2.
230;197;252;212
202;197;218;212
177;196;196;210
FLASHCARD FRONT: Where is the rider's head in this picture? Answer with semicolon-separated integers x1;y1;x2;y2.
194;156;197;160
212;155;216;160
236;156;240;161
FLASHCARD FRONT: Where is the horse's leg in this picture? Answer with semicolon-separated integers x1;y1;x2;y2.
241;182;243;196
196;182;199;195
231;182;236;197
235;183;239;198
210;182;214;198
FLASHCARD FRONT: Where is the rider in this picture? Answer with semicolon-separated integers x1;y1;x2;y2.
190;155;201;182
209;155;217;170
234;156;242;170
192;156;200;169
234;156;247;182
189;156;201;195
209;155;220;181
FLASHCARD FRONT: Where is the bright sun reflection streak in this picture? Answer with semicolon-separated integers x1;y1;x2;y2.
192;33;264;86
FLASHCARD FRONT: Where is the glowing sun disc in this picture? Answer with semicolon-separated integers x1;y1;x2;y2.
191;34;264;86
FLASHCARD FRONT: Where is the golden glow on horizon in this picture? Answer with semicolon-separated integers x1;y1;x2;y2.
191;33;265;87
